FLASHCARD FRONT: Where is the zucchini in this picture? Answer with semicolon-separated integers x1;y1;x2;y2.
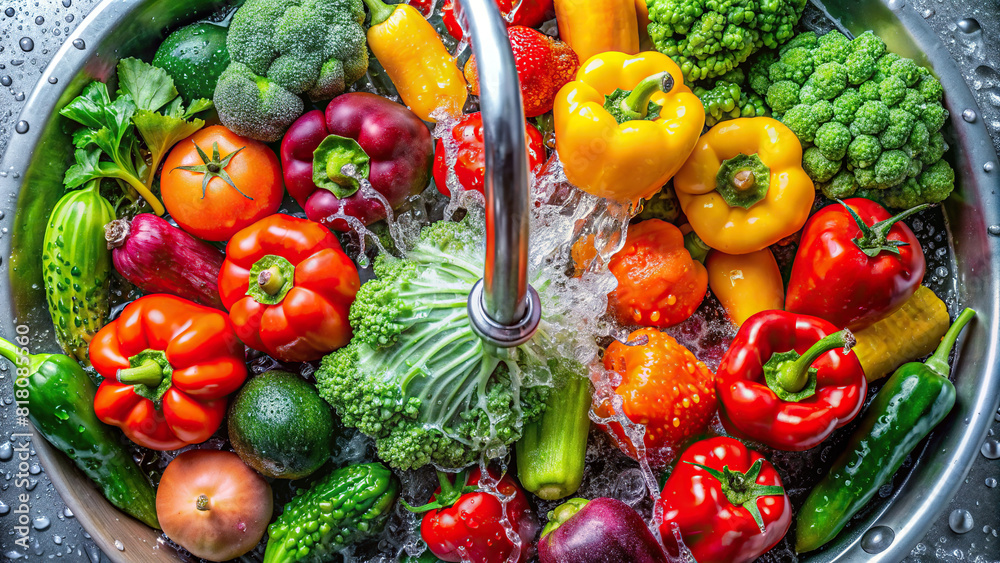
42;180;115;363
263;462;400;563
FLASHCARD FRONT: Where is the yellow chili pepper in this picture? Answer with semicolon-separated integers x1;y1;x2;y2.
554;0;640;62
705;247;784;327
362;0;467;122
553;51;704;203
674;117;815;255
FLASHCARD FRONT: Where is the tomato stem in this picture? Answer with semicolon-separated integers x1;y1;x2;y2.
685;459;784;533
196;494;211;511
837;199;929;258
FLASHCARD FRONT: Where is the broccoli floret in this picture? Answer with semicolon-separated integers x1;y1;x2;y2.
822;169;859;200
214;0;368;141
637;184;682;222
870;160;956;208
749;28;956;204
815;121;852;160
848;134;882;169
850;100;890;136
803;146;842;183
695;77;771;126
748;50;778;96
806;62;849;100
647;0;807;82
315;217;555;470
214;63;305;143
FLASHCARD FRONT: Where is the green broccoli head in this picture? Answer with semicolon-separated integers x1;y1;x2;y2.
749;29;955;206
694;77;771;127
647;0;807;82
214;0;368;141
315;217;552;470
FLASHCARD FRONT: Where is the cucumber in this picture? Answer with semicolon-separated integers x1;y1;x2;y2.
42;180;116;363
263;463;399;563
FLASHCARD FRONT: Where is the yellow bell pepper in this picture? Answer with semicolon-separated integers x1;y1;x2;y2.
362;0;467;122
705;248;784;327
553;51;704;203
554;0;640;62
674;117;815;255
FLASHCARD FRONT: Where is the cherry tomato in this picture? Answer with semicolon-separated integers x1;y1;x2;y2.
161;125;283;241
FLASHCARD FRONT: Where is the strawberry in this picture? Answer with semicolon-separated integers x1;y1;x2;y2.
441;0;554;41
596;328;717;468
464;26;579;118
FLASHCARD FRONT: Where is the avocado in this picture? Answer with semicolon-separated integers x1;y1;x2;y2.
228;371;338;480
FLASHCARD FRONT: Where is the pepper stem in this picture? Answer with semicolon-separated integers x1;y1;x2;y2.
117;359;165;388
924;308;976;377
401;470;478;513
684;459;785;533
258;267;286;297
196;494;211;512
837;200;929;258
0;337;21;366
541;498;590;538
620;72;674;120
776;329;855;393
361;0;397;26
716;153;771;209
104;218;130;249
683;230;711;264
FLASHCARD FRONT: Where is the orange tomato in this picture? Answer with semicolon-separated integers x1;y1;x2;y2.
162;125;283;241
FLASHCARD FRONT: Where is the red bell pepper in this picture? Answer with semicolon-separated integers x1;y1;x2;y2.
715;310;867;451
658;437;791;563
440;0;554;41
219;214;360;363
432;112;546;197
785;198;927;331
281;92;433;231
407;468;539;563
91;294;247;451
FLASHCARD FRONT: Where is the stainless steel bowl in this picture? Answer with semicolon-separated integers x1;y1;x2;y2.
1;0;998;561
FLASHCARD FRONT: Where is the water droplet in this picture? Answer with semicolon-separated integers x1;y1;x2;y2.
986;162;996;173
886;0;904;8
935;266;949;277
988;225;1000;236
0;76;10;87
0;500;8;515
14;92;24;102
0;442;11;461
65;14;73;23
958;18;982;34
114;540;124;552
32;515;50;531
47;76;57;84
52;536;61;546
981;439;1000;459
63;508;73;518
949;509;974;534
18;38;33;53
963;109;978;123
921;8;934;18
34;16;43;25
0;210;6;220
71;39;85;50
861;525;895;553
62;0;72;6
4;8;14;17
986;477;997;488
10;60;24;67
14;121;28;134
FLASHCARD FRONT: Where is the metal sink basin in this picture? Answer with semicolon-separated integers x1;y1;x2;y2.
1;0;998;561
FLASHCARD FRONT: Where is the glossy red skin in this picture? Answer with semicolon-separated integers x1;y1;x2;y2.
715;310;867;451
433;113;545;196
658;437;791;563
280;93;433;231
421;469;539;563
219;214;360;363
441;0;554;40
785;198;926;331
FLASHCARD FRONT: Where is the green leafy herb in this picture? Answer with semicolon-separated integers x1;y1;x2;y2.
60;57;213;215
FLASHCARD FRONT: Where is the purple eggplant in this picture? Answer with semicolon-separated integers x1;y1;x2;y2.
539;497;668;563
105;214;225;309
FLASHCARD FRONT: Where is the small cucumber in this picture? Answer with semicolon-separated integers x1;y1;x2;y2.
42;180;115;363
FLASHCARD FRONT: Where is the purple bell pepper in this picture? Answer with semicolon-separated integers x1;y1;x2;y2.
280;92;433;231
539;497;668;563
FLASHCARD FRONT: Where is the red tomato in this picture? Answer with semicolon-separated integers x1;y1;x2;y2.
162;125;283;241
419;468;539;563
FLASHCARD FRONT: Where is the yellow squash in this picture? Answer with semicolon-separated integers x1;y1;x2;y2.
553;51;704;204
674;117;815;254
363;0;467;122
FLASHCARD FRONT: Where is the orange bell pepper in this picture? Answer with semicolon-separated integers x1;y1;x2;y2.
554;0;640;62
91;294;247;451
219;214;360;363
554;51;704;203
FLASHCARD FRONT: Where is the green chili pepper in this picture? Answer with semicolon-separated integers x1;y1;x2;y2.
0;337;159;529
795;308;976;553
